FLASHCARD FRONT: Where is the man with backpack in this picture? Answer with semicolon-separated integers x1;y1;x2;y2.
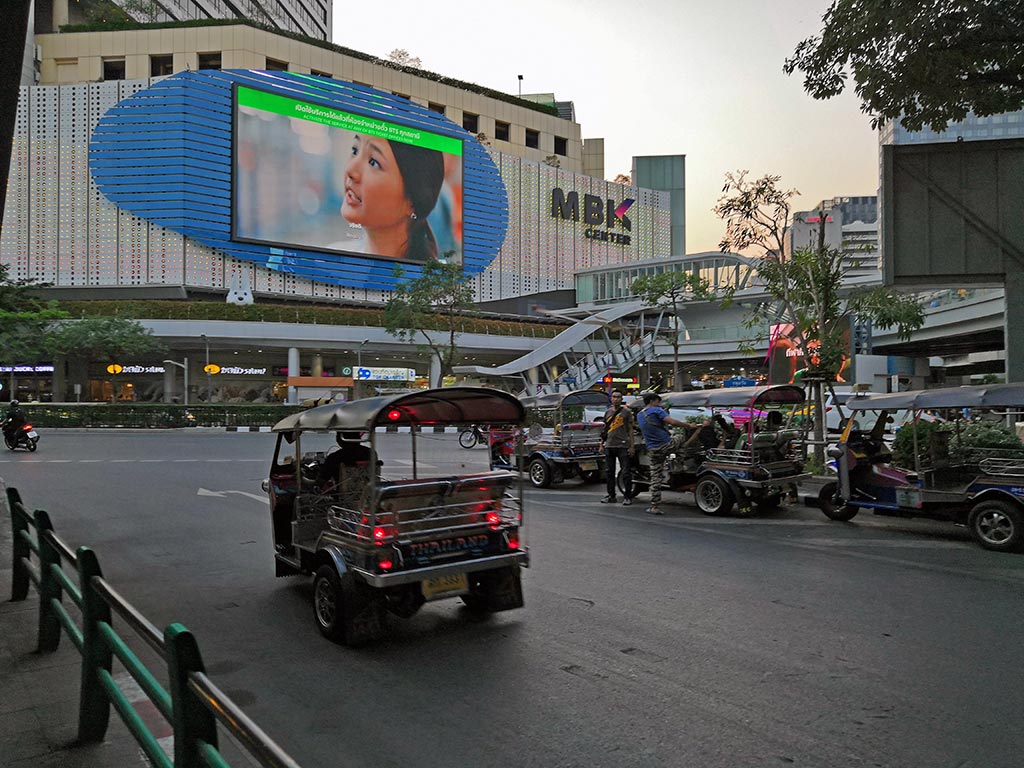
599;389;635;505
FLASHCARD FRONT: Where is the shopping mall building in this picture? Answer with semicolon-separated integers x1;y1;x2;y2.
1;11;686;403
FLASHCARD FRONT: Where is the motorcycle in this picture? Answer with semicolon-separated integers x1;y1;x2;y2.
3;420;39;452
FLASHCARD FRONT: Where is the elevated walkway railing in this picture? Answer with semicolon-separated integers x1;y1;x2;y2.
517;331;658;397
5;485;302;768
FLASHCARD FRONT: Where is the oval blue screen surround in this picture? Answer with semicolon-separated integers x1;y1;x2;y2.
88;70;509;290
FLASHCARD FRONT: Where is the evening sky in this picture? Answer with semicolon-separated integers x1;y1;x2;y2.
332;0;878;253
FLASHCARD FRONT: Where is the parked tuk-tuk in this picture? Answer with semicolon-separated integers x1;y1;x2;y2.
265;387;529;645
626;385;808;515
517;389;608;488
819;383;1024;552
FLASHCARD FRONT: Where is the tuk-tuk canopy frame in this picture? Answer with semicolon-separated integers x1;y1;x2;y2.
846;383;1024;412
519;389;610;411
631;385;806;410
271;386;526;434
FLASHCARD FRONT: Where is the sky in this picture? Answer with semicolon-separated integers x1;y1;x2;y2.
331;0;880;254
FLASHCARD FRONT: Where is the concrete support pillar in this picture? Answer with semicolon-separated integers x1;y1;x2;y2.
287;347;300;404
430;355;443;388
163;366;175;404
1005;271;1024;383
312;353;323;377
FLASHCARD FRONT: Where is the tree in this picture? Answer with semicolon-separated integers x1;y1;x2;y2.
613;173;632;185
45;317;165;401
120;0;162;23
631;271;721;389
543;155;561;168
383;261;475;388
387;49;422;69
0;264;68;393
784;1;1024;132
714;171;924;463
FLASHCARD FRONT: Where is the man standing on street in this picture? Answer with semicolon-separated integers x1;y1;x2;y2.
636;392;692;515
600;389;635;505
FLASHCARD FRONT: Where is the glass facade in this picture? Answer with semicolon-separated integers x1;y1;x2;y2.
575;253;757;306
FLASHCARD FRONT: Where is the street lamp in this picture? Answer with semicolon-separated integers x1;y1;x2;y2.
163;359;189;405
355;338;369;399
201;334;211;403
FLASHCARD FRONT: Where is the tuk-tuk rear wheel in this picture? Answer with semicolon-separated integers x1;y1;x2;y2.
818;482;858;522
695;476;734;516
313;566;385;646
529;458;552;488
970;500;1024;552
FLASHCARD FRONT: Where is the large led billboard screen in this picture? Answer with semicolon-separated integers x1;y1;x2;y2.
233;85;464;265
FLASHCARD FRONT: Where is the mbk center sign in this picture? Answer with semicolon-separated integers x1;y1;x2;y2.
550;189;635;245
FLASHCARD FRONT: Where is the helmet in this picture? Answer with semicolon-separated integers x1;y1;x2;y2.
9;400;19;407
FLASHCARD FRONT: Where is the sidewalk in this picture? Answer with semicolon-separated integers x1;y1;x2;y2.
0;484;148;767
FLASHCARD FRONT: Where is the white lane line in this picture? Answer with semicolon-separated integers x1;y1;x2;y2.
110;459;137;463
80;459;103;463
173;459;200;462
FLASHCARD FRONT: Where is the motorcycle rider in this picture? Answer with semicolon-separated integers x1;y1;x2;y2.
3;400;27;443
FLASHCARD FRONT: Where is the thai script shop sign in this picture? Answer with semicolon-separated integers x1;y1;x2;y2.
105;364;269;375
350;366;416;381
550;189;635;245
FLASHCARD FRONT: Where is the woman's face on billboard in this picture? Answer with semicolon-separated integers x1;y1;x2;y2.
342;134;411;230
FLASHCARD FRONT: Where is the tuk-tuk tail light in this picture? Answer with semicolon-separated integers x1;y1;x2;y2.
506;533;520;550
378;558;394;571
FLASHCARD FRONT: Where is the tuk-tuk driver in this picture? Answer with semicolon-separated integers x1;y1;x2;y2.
637;392;694;516
318;431;377;501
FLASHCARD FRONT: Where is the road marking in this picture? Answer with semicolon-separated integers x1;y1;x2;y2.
198;487;269;504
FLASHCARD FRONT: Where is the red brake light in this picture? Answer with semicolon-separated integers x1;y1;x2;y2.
386;409;402;422
486;511;501;528
507;534;519;550
378;558;393;571
373;526;388;541
22;424;32;430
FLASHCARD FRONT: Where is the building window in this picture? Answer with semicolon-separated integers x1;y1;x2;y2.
494;120;510;142
525;128;539;149
102;58;126;81
150;54;173;77
265;57;288;71
428;102;446;115
463;112;479;133
198;52;222;70
554;136;567;156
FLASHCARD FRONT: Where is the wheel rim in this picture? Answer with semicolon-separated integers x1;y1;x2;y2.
314;578;336;628
976;509;1015;545
529;462;546;485
459;431;476;448
697;481;722;512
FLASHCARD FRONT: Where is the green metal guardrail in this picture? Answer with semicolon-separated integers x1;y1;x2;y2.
7;486;302;768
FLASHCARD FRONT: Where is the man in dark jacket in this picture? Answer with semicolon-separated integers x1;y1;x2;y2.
600;390;636;505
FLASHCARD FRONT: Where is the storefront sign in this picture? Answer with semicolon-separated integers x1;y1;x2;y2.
355;367;416;381
272;366;335;377
216;366;268;375
0;364;55;374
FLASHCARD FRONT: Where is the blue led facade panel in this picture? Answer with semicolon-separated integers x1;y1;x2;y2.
88;70;510;291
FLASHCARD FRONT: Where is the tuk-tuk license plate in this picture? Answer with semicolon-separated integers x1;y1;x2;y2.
578;461;598;472
896;488;923;509
422;573;469;600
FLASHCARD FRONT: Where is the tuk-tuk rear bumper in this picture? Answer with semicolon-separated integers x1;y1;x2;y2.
353;551;530;588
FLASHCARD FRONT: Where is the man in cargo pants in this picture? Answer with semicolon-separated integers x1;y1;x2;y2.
636;392;692;515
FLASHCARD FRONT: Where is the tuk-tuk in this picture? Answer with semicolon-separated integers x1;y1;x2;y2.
265;387;529;645
626;385;808;515
819;383;1024;552
517;389;608;488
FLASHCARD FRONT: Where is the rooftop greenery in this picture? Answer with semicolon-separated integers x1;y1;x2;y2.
56;17;562;118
